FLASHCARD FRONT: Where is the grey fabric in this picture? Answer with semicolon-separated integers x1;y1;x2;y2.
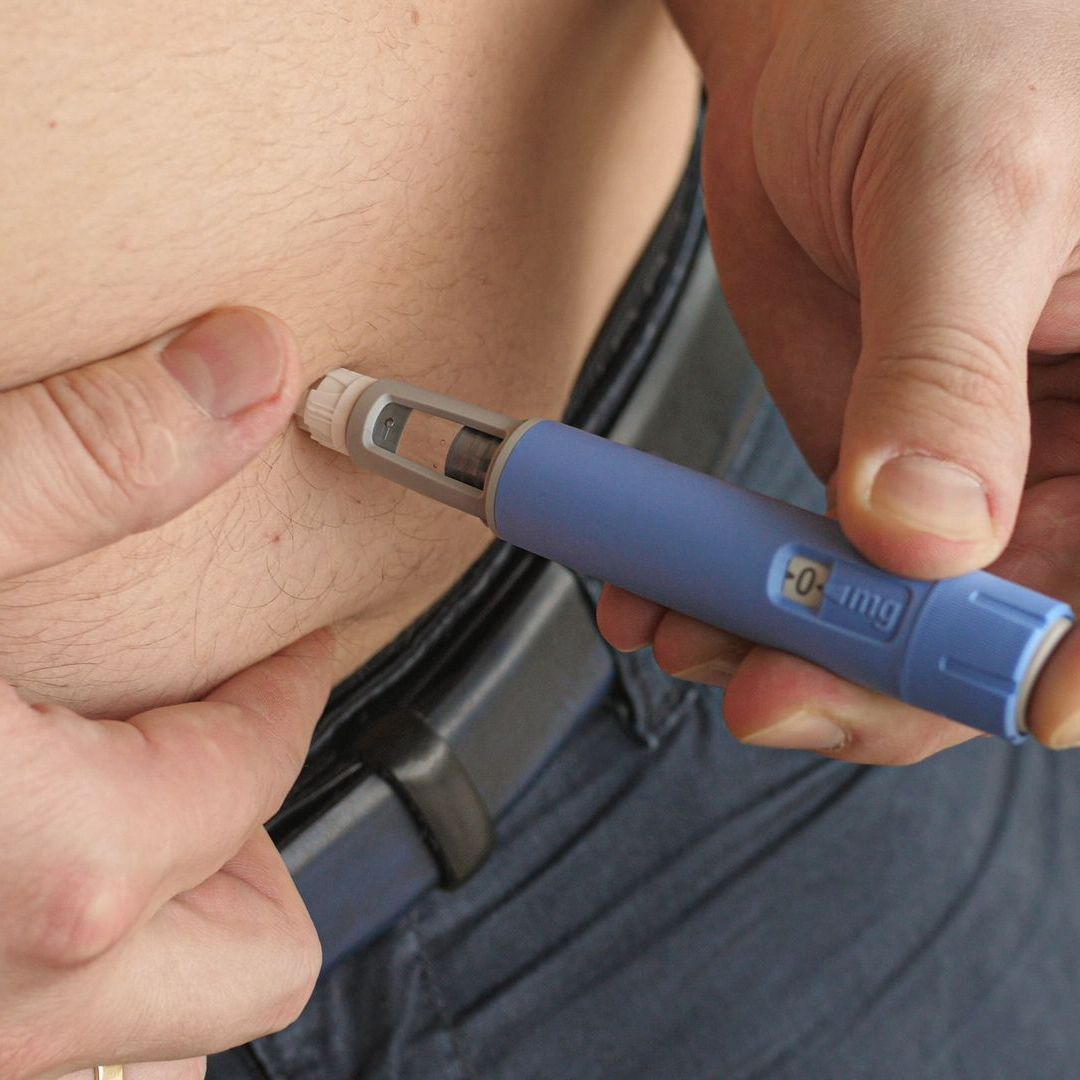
210;388;1080;1080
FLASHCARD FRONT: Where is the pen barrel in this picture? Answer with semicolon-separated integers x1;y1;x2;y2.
489;422;1073;742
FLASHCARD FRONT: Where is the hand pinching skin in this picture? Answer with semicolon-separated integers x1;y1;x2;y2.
0;310;334;1080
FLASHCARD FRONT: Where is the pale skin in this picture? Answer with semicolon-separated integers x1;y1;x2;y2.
2;4;699;1077
0;0;699;718
5;0;1080;1076
2;311;334;1080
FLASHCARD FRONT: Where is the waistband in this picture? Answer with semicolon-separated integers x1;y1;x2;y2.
270;121;768;967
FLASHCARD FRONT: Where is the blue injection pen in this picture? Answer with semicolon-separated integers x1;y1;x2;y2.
299;369;1075;744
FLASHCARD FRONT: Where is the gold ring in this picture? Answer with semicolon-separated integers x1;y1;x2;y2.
95;1068;124;1080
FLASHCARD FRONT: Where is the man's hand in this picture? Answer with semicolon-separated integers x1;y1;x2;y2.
11;633;333;1080
601;0;1080;762
0;309;334;1078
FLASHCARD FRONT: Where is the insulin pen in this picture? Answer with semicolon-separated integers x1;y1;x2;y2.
298;369;1075;744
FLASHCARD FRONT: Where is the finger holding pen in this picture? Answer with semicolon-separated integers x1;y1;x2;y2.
603;0;1080;763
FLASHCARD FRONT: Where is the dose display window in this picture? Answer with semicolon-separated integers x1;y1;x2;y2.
782;555;831;612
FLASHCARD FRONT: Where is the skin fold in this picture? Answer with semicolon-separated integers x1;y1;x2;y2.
0;0;699;718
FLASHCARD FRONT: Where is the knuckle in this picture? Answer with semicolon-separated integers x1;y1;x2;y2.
921;81;1070;222
867;324;1025;427
965;119;1063;223
28;860;134;966
36;364;181;533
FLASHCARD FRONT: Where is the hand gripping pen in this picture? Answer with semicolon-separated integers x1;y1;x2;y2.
299;369;1075;743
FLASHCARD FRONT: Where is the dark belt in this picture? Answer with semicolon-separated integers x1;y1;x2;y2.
269;135;768;968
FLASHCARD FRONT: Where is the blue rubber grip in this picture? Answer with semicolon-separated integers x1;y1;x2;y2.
491;422;1074;742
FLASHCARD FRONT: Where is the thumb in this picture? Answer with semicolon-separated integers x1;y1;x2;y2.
0;307;303;579
836;127;1074;579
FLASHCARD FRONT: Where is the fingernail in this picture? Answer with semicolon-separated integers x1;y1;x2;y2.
868;454;992;542
160;309;286;419
744;711;848;751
